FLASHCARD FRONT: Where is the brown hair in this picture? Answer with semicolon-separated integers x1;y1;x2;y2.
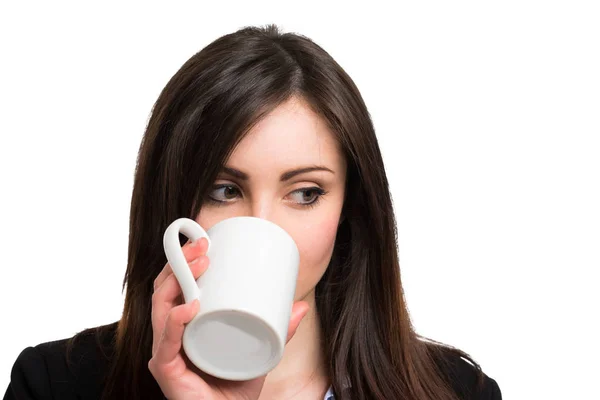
68;24;485;399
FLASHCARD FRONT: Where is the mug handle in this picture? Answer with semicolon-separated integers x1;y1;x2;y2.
163;217;212;304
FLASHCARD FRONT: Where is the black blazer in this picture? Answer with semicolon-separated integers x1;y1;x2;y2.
3;322;501;399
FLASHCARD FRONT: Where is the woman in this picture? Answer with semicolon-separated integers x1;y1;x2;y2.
4;24;501;400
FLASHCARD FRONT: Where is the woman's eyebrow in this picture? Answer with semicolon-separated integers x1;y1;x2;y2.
220;165;334;181
221;166;248;180
280;166;334;181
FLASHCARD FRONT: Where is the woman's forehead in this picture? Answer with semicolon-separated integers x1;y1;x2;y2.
226;98;345;173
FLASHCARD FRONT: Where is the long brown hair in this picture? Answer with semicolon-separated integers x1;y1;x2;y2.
68;24;485;399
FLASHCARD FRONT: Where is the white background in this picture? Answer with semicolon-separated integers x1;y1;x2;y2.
1;2;599;398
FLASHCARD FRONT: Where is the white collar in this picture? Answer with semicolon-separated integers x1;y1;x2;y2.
324;385;335;399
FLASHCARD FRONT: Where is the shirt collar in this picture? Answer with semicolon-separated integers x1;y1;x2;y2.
324;385;335;399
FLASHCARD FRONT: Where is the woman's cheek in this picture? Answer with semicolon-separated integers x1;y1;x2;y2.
292;213;341;299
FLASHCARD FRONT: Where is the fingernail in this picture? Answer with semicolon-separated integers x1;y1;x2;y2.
190;239;198;247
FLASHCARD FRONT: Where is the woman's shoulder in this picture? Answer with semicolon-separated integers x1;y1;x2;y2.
431;344;502;399
4;322;119;400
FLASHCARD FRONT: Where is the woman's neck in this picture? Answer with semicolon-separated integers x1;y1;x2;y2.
258;290;329;399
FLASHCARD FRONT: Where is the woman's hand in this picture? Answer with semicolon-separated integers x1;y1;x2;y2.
149;237;309;400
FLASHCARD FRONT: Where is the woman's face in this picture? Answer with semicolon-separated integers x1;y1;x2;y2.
196;97;347;301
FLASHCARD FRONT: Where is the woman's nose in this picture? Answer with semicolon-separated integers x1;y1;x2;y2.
246;198;277;222
250;201;271;220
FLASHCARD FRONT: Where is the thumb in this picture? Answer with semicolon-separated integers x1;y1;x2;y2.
286;301;310;343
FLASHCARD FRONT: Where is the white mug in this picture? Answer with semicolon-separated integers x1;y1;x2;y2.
163;217;300;381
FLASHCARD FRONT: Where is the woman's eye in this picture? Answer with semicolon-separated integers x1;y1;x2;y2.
209;185;240;202
288;187;325;205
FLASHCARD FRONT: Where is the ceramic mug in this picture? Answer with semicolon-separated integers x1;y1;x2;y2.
163;217;300;381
